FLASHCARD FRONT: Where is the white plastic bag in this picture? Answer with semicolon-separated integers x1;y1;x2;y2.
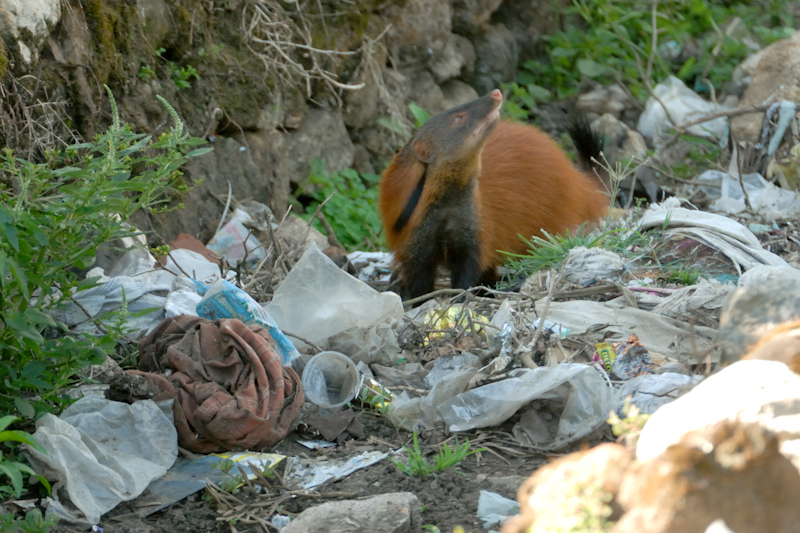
637;76;729;142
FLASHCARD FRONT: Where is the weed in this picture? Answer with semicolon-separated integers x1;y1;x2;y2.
500;81;550;121
390;432;485;477
299;158;383;250
197;44;225;58
0;508;58;533
0;87;209;421
503;225;647;278
356;381;392;414
169;63;199;90
0;416;50;499
408;102;431;127
509;0;794;117
665;263;702;285
137;64;154;82
608;398;650;448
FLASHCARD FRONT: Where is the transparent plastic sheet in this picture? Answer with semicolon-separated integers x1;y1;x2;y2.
24;397;177;526
438;363;614;449
477;490;520;529
164;248;227;285
696;169;800;218
206;208;267;267
615;372;702;415
264;244;403;362
637;76;729;142
532;299;718;363
284;450;390;490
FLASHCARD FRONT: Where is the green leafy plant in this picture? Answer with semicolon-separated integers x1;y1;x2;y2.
408;102;431;127
169;63;199;90
197;43;225;58
608;398;650;449
212;458;243;494
665;263;703;285
0;86;210;420
500;81;551;121
390;432;485;477
0;416;51;499
356;380;392;414
511;0;794;116
0;508;58;533
137;64;155;82
300;158;383;250
504;225;648;278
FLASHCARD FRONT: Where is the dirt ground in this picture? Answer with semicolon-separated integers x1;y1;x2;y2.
52;410;598;533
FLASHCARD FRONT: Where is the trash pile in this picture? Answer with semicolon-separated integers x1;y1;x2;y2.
12;29;800;533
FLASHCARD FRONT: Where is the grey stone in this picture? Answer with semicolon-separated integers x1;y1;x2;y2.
139;129;290;243
441;79;480;110
452;0;504;36
385;0;452;66
718;269;800;364
407;70;445;116
281;492;421;533
469;23;519;95
429;34;470;84
494;0;565;62
731;32;800;144
136;0;172;47
285;108;355;185
576;85;629;118
276;213;330;253
486;475;527;497
452;34;477;80
351;143;376;176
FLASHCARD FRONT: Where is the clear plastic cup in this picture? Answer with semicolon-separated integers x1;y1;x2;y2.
300;351;361;409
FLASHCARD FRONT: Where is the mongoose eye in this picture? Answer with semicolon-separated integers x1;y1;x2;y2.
453;115;463;124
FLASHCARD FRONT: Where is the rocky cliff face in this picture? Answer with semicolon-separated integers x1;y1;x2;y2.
0;0;565;243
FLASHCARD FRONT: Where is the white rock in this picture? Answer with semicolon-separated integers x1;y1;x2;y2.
637;360;800;472
0;0;61;64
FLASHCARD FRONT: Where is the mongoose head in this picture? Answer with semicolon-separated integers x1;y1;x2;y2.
409;89;502;167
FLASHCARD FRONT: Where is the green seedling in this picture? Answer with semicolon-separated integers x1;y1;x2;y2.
298;158;383;250
391;432;485;477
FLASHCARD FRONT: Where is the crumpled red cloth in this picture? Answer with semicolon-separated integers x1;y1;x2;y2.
130;315;303;453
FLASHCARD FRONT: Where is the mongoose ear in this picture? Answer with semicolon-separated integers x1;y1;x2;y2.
412;141;431;164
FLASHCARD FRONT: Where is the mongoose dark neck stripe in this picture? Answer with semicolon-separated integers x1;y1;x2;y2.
393;164;428;234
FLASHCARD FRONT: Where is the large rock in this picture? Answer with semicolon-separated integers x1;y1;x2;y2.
429;34;474;84
385;0;452;67
494;0;565;62
281;492;421;533
0;0;61;67
135;0;172;47
717;267;800;363
138;129;290;243
730;32;800;144
617;422;800;533
501;444;633;533
636;360;800;470
469;23;519;95
407;70;445;115
285;108;355;184
441;79;480;110
452;0;504;36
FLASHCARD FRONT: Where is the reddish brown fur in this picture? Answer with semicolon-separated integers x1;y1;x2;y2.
379;120;609;279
